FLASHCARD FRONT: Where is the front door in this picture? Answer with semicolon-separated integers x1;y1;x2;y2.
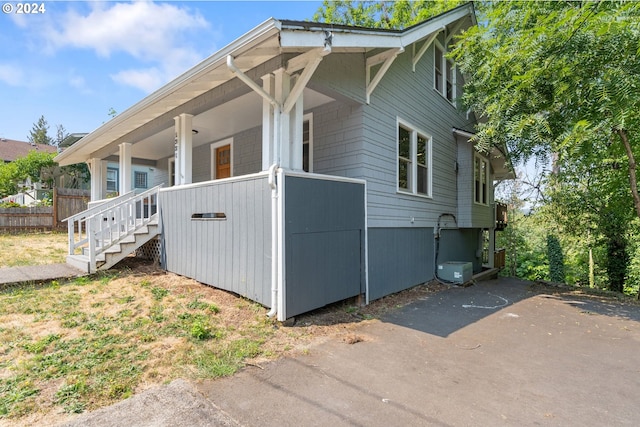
215;144;231;179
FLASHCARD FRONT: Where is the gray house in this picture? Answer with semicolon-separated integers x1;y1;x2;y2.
56;4;512;321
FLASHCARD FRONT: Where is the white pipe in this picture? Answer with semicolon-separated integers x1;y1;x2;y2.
266;163;279;318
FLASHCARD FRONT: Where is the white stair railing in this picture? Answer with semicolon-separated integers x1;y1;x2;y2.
65;185;162;272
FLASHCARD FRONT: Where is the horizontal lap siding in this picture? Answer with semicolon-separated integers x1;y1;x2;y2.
362;43;477;229
159;176;271;305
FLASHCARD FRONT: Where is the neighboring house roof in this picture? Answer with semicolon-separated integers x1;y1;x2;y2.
0;138;57;163
54;3;477;166
59;133;88;149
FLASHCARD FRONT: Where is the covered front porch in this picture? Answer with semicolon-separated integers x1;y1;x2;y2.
55;20;376;320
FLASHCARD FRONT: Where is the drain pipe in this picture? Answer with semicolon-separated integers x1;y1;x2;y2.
227;54;283;318
266;163;279;318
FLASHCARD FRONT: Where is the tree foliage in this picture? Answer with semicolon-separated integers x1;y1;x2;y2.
28;115;53;145
452;1;640;216
313;0;466;29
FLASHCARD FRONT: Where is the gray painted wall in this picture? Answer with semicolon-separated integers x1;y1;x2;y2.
158;174;272;305
284;174;365;318
368;226;482;300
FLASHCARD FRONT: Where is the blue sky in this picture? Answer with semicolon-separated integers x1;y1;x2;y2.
0;1;323;141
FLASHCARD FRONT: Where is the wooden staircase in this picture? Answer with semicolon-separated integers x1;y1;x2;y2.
65;186;161;274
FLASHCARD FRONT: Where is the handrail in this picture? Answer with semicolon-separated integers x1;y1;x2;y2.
63;189;136;223
67;185;162;271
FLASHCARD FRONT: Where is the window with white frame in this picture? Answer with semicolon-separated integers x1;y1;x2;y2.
474;154;489;205
302;115;313;172
134;171;148;189
106;168;118;192
434;41;456;103
398;120;432;197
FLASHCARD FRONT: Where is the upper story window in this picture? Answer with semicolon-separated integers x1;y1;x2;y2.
474;154;489;205
434;41;456;103
398;120;432;197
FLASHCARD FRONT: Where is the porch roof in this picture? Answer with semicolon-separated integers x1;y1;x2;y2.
55;3;476;166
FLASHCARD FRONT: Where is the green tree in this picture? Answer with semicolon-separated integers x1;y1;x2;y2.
450;1;639;292
546;234;565;284
313;0;466;29
451;1;640;218
28;115;53;145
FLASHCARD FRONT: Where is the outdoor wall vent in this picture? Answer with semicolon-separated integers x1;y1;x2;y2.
191;212;226;220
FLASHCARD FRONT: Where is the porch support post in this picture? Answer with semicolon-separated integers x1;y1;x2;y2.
261;74;275;171
118;142;132;195
88;158;106;201
274;69;291;169
174;113;193;185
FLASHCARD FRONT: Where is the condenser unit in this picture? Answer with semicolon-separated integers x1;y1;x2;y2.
437;261;472;284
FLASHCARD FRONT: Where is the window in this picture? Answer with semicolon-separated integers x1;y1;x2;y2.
106;168;118;192
474;155;489;205
302;115;313;172
397;120;432;197
434;41;456;103
134;171;148;189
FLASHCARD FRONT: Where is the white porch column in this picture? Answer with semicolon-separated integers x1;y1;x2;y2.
261;74;276;171
274;69;291;169
88;158;107;201
174;113;193;185
118;142;132;195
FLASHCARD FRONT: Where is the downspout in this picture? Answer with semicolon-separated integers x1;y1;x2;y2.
266;163;279;318
227;54;282;318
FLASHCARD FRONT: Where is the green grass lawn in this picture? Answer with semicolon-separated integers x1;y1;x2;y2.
0;269;307;425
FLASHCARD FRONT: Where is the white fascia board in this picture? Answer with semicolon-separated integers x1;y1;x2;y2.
280;30;403;50
399;4;473;47
55;18;281;166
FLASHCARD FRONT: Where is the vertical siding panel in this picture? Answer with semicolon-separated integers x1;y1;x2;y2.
160;175;272;306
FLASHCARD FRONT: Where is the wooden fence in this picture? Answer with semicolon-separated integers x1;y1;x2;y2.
0;188;90;232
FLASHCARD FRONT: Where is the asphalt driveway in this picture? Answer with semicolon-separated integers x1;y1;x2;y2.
62;277;640;426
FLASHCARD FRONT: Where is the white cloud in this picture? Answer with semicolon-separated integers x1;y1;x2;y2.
0;64;23;86
68;73;92;94
110;67;165;94
43;1;213;93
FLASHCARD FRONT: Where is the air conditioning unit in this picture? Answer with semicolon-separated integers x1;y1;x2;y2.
438;261;472;284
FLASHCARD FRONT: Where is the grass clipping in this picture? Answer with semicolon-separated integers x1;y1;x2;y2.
0;259;441;426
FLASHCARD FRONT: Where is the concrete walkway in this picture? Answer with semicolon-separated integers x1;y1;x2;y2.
58;278;640;426
0;263;85;287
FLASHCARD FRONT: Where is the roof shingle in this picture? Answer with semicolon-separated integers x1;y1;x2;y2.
0;138;57;163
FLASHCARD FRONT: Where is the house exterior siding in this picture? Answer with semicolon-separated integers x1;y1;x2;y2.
283;174;366;317
159;174;272;305
310;100;365;179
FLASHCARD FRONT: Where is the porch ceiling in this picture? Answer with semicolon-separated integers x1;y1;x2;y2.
115;87;333;161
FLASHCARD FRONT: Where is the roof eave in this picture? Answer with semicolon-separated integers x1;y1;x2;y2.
55;18;281;166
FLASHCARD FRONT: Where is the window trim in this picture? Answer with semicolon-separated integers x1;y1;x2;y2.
474;154;490;206
396;118;433;198
434;40;456;104
210;137;234;180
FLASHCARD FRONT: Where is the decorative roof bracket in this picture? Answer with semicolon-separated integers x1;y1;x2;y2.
366;47;404;104
411;30;441;72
